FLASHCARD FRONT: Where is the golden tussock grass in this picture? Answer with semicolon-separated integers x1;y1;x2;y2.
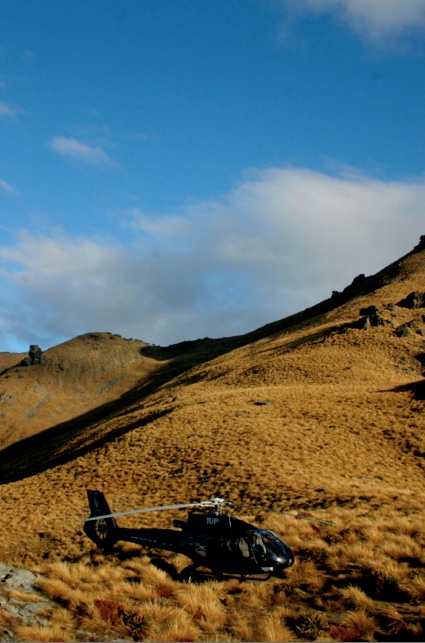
408;573;425;603
7;588;44;604
285;559;327;593
35;577;88;609
257;613;295;643
176;582;227;631
228;610;259;642
342;608;379;640
144;603;202;642
0;607;15;629
340;584;376;611
13;622;71;642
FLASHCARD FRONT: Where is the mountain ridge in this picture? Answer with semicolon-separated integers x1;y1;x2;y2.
1;236;423;454
0;239;424;490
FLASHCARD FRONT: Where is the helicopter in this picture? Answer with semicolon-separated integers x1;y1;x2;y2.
84;490;334;581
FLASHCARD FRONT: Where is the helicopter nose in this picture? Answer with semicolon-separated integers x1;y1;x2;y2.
282;544;294;567
275;553;294;569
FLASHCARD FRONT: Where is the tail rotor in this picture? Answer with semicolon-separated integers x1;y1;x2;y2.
84;490;119;549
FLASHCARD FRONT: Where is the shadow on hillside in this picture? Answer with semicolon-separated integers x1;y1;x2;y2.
388;379;425;400
0;406;173;485
0;338;239;485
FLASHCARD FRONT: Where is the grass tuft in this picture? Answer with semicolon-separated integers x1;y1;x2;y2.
290;611;326;641
14;623;70;642
343;608;379;639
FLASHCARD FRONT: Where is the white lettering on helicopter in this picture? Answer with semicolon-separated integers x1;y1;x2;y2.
195;543;207;557
206;517;219;525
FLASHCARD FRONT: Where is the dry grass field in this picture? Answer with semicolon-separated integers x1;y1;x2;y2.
0;239;424;641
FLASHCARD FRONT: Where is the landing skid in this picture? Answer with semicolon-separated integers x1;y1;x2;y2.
179;564;272;583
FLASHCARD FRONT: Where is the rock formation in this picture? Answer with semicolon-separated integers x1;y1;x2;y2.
20;345;44;367
397;292;425;310
413;235;425;252
28;345;44;366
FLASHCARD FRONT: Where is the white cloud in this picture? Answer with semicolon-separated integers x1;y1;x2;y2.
0;102;14;118
0;166;424;351
0;179;18;196
0;100;23;120
49;136;115;168
283;0;425;43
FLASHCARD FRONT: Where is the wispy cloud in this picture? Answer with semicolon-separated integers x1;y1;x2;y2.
0;166;424;351
282;0;425;44
0;100;23;120
49;136;116;168
0;179;18;196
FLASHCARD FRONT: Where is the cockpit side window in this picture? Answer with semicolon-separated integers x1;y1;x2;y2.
253;533;267;553
243;530;267;563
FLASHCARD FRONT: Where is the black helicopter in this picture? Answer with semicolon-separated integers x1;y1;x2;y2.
84;490;333;580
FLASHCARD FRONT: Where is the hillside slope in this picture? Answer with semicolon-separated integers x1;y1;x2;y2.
0;238;424;642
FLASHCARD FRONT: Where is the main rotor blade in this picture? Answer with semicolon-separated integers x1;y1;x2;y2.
235;502;335;526
280;511;335;526
86;500;218;522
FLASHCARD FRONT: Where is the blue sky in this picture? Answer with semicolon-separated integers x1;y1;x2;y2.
1;0;425;352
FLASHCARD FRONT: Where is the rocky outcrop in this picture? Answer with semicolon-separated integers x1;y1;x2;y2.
413;235;425;252
352;306;390;330
359;306;388;327
29;345;44;365
0;563;51;641
397;292;425;310
20;345;44;367
331;273;366;302
394;320;425;338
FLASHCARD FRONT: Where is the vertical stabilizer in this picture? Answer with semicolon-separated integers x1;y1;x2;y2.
84;490;118;548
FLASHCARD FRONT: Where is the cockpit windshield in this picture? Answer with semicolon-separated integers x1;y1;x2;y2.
246;529;289;562
243;529;293;570
258;530;287;557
